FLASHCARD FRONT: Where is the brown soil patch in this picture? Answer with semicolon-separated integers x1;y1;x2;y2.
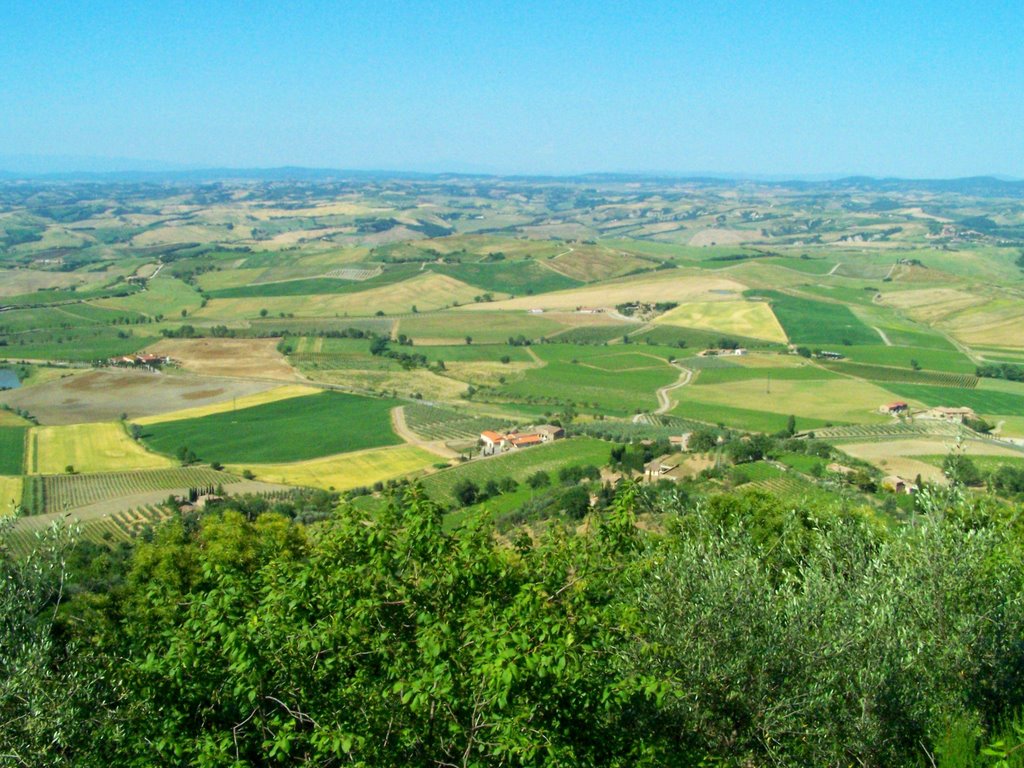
0;369;279;425
146;338;301;381
181;388;226;401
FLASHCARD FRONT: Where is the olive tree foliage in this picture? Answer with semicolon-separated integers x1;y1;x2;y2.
623;486;1024;767
7;480;1024;767
0;521;112;767
105;485;675;766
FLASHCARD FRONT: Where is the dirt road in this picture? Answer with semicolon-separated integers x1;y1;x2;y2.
391;405;459;459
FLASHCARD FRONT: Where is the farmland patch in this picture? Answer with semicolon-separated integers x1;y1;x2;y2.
654;300;787;343
141;391;401;463
33;422;174;475
234;444;436;491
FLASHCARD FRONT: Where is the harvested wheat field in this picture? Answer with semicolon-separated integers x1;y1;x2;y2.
230;444;438;492
471;273;746;312
655;300;787;343
146;338;301;381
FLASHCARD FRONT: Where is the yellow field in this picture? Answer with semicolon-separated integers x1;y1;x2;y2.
879;288;986;323
31;422;175;475
470;272;747;312
196;272;484;320
940;299;1024;348
654;300;787;343
231;444;437;491
307;368;469;401
135;384;322;425
196;268;267;291
0;476;22;516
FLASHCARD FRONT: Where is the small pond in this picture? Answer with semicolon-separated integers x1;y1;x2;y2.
0;369;21;390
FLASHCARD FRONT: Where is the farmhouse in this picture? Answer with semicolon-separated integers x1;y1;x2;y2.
919;406;976;423
109;353;170;368
880;401;909;415
670;432;691;450
644;454;685;482
479;430;504;455
699;348;747;357
479;424;564;456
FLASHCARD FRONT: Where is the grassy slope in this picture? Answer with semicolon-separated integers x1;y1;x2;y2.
421;438;611;505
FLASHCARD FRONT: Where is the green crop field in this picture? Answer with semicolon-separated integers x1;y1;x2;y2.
1;326;153;361
548;325;636;344
694;365;840;385
777;453;827;474
416;345;534;363
672;400;837;433
822;361;978;388
433;261;582;295
141;391;401;463
0;426;25;474
837;344;977;373
400;311;566;343
421;437;610;506
886;384;1024;416
751;290;880;345
496;345;678;414
206;264;421;298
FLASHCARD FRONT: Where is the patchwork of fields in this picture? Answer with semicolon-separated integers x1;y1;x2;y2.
5;177;1024;542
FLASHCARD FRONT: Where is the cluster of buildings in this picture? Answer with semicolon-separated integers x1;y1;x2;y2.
698;347;747;357
107;353;170;368
479;424;564;455
879;401;977;423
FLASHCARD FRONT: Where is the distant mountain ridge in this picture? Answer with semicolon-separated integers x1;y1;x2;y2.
1;162;1023;196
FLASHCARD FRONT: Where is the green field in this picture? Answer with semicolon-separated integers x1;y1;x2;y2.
421;437;610;506
433;261;582;295
672;400;837;433
886;384;1024;416
206;264;421;298
1;326;153;361
822;361;978;388
400;311;566;343
751;290;880;345
141;391;401;463
0;426;25;474
496;345;678;414
694;365;840;385
838;344;976;373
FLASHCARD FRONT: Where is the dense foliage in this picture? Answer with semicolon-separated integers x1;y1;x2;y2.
4;483;1024;766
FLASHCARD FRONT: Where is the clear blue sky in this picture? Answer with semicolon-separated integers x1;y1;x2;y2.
2;0;1022;177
